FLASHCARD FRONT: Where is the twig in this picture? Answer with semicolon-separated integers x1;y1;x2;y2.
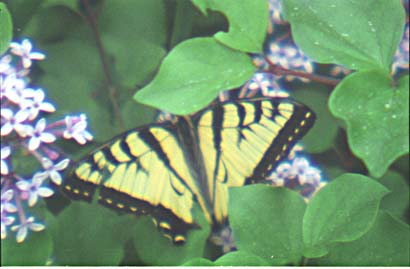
265;57;341;87
81;0;125;131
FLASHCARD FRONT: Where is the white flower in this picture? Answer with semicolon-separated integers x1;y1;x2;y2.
1;189;17;213
11;216;45;243
39;157;70;185
0;108;30;136
300;167;322;186
63;114;93;144
20;89;56;120
25;118;56;151
211;227;236;253
0;73;29;103
16;173;54;207
9;39;45;69
1;146;11;175
0;54;14;75
1;211;15;240
248;73;272;92
268;162;293;186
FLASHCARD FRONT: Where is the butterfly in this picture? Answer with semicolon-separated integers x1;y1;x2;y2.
62;96;315;244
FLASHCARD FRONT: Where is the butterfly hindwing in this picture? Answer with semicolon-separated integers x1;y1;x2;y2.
194;97;315;224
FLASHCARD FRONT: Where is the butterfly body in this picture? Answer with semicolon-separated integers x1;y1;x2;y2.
63;97;315;244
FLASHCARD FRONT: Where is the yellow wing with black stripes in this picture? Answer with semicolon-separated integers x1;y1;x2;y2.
194;97;315;224
62;97;315;244
63;123;206;245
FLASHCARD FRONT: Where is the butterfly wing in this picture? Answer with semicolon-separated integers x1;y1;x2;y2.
63;123;200;244
194;97;315;224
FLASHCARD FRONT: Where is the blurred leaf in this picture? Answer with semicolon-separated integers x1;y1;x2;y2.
378;170;409;221
134;37;255;115
38;39;117;142
0;2;13;54
99;0;166;46
46;201;133;265
329;71;409;178
192;0;268;53
282;0;405;71
214;251;271;266
120;98;157;130
99;0;167;88
40;0;79;12
23;5;83;44
102;35;166;89
1;230;53;266
229;185;306;265
3;0;43;38
293;87;338;153
132;205;210;266
314;211;410;266
303;173;389;258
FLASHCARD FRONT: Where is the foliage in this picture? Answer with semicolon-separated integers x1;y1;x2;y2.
1;0;409;266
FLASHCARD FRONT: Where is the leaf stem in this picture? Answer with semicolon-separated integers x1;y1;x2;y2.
265;57;341;87
81;0;125;131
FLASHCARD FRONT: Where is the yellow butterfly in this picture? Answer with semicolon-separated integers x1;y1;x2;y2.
63;97;315;244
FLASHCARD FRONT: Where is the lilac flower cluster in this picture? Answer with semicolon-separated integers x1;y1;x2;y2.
391;0;409;77
231;0;316;101
1;39;93;243
268;154;326;201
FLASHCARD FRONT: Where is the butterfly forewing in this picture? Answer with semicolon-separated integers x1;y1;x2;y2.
63;124;200;245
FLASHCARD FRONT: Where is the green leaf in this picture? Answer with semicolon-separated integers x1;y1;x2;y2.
182;257;214;266
38;39;117;142
315;211;410;266
303;173;389;258
132;205;210;266
1;230;53;266
191;0;268;53
46;201;132;265
293;86;338;153
214;251;271;266
329;71;409;178
99;0;167;88
229;185;306;264
378;170;409;221
0;3;13;55
282;0;405;71
134;37;255;115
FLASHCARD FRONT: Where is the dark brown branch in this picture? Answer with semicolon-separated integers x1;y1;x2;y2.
265;57;341;87
81;0;125;131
